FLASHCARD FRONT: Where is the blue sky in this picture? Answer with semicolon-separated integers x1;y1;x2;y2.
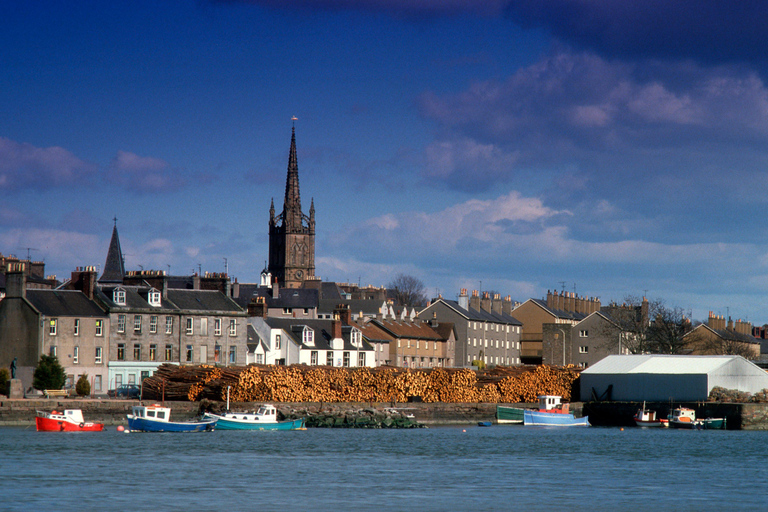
2;1;768;324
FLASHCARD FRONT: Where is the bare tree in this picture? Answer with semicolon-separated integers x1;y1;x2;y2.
387;273;427;308
646;304;692;354
600;296;692;354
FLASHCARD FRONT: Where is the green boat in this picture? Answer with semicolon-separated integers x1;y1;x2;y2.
496;405;525;424
202;404;306;431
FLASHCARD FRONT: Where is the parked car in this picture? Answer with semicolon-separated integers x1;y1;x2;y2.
108;384;141;399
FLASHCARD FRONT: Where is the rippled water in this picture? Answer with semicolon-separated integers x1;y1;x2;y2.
1;425;766;511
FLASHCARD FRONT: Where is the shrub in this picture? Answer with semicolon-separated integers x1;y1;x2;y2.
76;374;91;397
33;355;66;391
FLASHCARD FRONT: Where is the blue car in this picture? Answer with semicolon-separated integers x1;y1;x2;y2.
108;384;141;399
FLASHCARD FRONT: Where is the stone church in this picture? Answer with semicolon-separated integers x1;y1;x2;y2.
268;126;316;288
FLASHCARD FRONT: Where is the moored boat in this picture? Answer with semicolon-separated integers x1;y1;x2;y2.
668;407;726;430
496;405;525;424
35;409;104;432
523;395;590;427
202;404;305;431
634;402;669;428
126;404;216;433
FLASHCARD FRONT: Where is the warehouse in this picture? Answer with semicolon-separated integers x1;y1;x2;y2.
579;355;768;402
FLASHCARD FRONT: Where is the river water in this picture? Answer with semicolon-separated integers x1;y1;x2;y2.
1;425;765;511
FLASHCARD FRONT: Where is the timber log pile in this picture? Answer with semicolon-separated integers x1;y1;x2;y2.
141;364;581;403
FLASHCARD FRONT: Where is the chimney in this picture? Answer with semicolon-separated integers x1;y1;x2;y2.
334;304;351;325
247;297;268;318
332;312;343;340
480;291;491;313
430;311;439;328
5;262;27;298
458;288;469;310
546;290;554;309
470;289;480;311
492;293;502;315
232;280;240;299
70;266;97;300
502;295;512;316
192;273;201;290
272;279;279;299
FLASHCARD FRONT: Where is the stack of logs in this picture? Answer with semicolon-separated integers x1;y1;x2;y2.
140;364;581;403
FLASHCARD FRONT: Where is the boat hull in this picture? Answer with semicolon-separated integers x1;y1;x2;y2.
634;418;668;428
202;413;305;431
127;416;216;433
523;409;590;427
496;406;525;424
35;416;104;432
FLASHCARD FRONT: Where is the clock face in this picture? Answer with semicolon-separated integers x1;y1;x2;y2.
295;270;303;279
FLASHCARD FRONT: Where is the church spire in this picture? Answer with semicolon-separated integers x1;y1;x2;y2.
282;125;303;232
99;218;125;283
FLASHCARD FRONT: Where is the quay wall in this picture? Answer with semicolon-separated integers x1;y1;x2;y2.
583;401;768;430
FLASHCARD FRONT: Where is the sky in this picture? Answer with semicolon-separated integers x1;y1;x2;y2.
2;1;768;324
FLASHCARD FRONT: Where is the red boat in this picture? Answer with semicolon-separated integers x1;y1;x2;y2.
35;409;105;432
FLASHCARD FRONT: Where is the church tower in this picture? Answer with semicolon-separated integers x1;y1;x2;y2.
268;126;315;288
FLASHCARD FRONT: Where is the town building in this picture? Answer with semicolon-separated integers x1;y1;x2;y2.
684;313;761;359
370;315;455;368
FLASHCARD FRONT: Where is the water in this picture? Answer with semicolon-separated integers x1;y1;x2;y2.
1;425;765;511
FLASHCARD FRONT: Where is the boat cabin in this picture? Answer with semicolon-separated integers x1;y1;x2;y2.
131;405;171;423
669;407;696;423
538;395;569;413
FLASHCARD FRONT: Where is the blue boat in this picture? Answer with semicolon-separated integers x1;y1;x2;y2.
126;404;216;433
522;395;590;427
202;404;305;431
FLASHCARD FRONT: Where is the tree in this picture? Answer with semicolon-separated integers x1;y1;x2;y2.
76;374;91;397
387;273;427;308
600;296;692;354
33;355;66;391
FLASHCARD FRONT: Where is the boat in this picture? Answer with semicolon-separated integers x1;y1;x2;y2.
126;404;216;433
496;405;525;424
522;395;590;427
477;421;493;427
634;402;669;428
35;409;104;432
202;404;305;431
668;407;726;430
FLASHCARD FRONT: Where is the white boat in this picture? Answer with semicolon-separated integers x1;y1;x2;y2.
634;402;668;428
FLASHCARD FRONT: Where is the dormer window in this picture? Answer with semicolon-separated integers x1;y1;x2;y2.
148;289;162;307
351;329;361;347
303;328;314;346
113;288;126;305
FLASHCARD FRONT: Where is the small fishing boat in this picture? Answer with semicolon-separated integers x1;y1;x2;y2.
202;404;305;431
668;407;726;430
496;405;525;424
35;409;104;432
126;404;216;433
523;395;590;427
634;402;669;428
477;421;493;427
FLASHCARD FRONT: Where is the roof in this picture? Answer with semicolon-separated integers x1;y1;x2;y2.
373;319;445;341
264;317;372;351
581;354;753;375
686;324;761;345
26;289;106;317
233;286;319;309
99;224;125;283
431;298;522;325
318;298;384;316
165;289;244;313
527;298;586;322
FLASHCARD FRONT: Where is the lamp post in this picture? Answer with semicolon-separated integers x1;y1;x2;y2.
557;327;567;366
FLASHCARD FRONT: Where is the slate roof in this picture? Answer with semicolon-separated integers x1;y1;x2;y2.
318;298;384;317
99;224;125;283
373;319;445;340
265;317;372;351
527;298;586;322
686;324;761;345
437;299;522;326
354;321;393;344
26;289;106;317
232;285;319;309
95;285;243;314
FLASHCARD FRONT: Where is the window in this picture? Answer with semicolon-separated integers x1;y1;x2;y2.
303;329;314;345
358;352;366;367
201;317;208;336
326;351;334;366
134;315;142;333
275;335;281;350
127;374;136;385
165;316;173;334
73;346;79;364
229;319;237;336
95;347;102;364
49;319;57;335
579;346;589;354
343;352;350;367
149;344;157;361
214;344;221;363
229;346;236;364
579;330;589;337
94;375;102;392
113;288;126;305
165;344;173;361
186;345;193;362
578;362;589;368
311;351;318;365
95;319;103;337
214;318;222;336
74;319;80;336
148;289;161;307
117;343;125;361
115;374;123;387
282;308;292;315
117;315;126;333
150;316;158;334
186;318;193;335
256;354;263;364
134;344;141;360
